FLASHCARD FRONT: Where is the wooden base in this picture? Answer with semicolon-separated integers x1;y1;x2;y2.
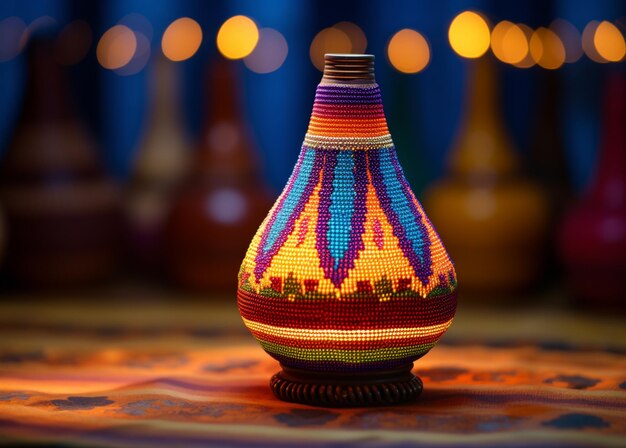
270;363;422;407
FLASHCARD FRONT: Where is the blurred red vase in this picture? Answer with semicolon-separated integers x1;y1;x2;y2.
164;59;273;293
559;72;626;310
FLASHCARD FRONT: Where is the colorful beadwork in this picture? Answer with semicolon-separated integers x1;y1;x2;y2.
238;80;457;373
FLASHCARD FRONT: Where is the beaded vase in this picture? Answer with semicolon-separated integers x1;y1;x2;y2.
237;54;457;407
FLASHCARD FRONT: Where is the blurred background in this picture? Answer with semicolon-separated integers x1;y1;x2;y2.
0;0;624;311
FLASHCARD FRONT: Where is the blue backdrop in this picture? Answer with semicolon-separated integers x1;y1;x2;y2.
0;0;623;194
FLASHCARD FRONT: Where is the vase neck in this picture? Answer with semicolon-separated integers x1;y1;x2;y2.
21;38;74;123
448;57;519;180
304;54;393;151
148;55;183;126
195;59;258;181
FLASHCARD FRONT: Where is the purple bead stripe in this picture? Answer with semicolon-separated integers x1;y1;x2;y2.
389;150;433;283
368;148;432;284
315;150;338;284
314;99;382;106
315;91;382;98
342;150;369;283
314;86;381;96
315;93;382;101
255;149;307;262
254;148;323;282
313;87;383;105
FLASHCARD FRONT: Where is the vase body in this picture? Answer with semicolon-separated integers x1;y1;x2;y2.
237;54;457;396
165;59;272;292
126;56;190;275
424;58;548;298
0;38;121;288
559;72;626;310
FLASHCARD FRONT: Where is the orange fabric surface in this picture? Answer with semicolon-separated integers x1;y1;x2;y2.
0;298;624;447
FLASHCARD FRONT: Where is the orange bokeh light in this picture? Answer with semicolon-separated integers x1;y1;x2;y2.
594;20;625;62
491;21;528;65
530;27;565;69
162;17;203;62
449;11;491;58
217;15;259;60
387;28;430;74
97;25;137;70
582;21;607;63
512;24;536;68
333;21;367;54
309;27;352;71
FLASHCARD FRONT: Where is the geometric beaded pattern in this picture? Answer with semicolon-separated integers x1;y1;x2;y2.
238;81;457;372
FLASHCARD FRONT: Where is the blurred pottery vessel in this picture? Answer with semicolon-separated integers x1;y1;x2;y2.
424;58;549;298
165;59;272;293
0;38;121;288
559;72;626;311
126;56;190;275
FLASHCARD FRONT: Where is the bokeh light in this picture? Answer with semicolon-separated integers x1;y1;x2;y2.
24;16;58;38
55;20;92;65
116;31;150;76
582;21;607;63
449;11;490;58
551;19;583;63
490;21;512;60
309;27;352;71
0;16;27;62
97;25;137;70
217;15;259;60
593;20;625;62
530;27;565;70
491;21;528;64
387;28;430;74
333;21;367;54
244;28;288;74
162;17;203;62
119;13;153;42
511;24;535;68
17;16;58;51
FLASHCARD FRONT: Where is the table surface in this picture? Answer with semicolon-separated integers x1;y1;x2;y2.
0;287;625;447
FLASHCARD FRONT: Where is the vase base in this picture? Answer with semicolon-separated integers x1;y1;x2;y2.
270;363;422;407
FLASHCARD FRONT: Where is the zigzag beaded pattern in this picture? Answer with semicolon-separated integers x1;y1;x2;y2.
238;81;457;373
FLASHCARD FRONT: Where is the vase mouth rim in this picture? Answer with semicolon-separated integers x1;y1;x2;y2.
322;54;375;83
325;53;375;60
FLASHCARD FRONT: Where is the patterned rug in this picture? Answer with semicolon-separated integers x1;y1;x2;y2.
0;296;624;447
